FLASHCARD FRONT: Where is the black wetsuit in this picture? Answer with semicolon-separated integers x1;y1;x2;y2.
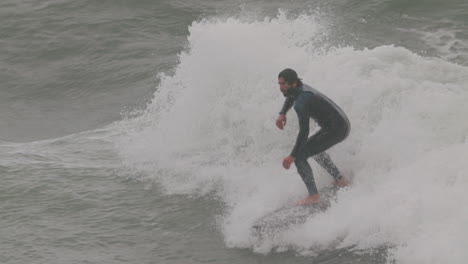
280;84;351;195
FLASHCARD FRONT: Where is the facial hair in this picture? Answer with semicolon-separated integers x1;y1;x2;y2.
283;86;296;97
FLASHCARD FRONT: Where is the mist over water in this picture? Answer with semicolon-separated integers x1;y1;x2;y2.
2;1;468;264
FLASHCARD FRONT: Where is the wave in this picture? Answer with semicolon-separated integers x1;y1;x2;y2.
116;11;468;264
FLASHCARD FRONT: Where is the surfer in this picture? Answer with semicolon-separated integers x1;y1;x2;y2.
276;68;351;206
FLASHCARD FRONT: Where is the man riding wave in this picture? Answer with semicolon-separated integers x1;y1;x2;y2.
276;68;351;205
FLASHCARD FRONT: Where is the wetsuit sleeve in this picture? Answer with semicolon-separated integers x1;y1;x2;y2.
290;104;310;158
279;96;294;115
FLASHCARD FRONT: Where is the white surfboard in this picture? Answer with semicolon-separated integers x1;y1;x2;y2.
251;185;339;238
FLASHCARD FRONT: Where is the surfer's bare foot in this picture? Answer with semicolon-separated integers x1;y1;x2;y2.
294;194;320;206
335;177;350;187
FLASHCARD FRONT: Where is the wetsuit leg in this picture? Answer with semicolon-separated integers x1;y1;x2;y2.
302;128;345;156
313;152;343;181
294;128;347;195
294;158;318;195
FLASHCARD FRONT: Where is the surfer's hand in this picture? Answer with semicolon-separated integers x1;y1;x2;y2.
283;155;295;169
276;114;286;130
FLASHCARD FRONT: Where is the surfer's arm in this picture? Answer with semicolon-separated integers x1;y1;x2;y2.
279;96;294;115
290;104;309;158
277;96;294;130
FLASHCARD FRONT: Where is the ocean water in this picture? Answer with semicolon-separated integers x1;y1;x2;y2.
1;1;468;263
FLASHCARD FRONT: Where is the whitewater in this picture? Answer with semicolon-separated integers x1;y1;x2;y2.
115;11;468;264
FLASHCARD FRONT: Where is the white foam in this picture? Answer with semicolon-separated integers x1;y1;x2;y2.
116;11;468;264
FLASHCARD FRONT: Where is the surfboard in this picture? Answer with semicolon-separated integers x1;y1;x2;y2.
251;185;339;238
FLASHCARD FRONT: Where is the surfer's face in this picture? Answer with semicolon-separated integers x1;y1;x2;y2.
278;77;295;96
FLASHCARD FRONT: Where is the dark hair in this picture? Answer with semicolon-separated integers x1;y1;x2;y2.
278;68;303;86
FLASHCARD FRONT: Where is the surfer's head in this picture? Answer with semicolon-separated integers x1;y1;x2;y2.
278;68;302;97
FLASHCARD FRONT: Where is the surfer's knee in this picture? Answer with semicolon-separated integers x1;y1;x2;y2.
336;120;351;142
294;158;307;168
294;149;309;164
